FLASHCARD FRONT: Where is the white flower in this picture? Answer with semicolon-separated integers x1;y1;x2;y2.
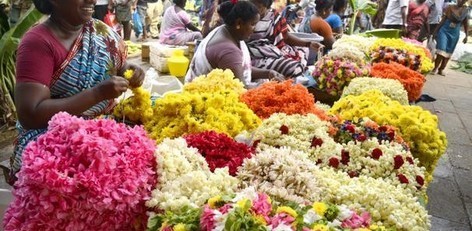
342;77;409;105
271;223;293;231
303;209;322;224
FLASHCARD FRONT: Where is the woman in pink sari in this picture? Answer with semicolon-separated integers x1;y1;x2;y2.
406;0;430;40
160;0;203;45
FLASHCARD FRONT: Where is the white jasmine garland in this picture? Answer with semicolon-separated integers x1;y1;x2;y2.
333;35;377;54
253;113;343;161
146;138;238;211
315;168;431;230
327;44;367;64
342;77;409;105
237;147;321;204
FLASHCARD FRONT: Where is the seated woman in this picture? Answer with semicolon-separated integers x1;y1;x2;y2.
310;0;335;50
160;0;203;45
186;0;284;87
9;0;144;183
325;0;347;35
247;0;324;78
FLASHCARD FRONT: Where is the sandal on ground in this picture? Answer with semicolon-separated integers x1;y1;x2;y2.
437;69;445;76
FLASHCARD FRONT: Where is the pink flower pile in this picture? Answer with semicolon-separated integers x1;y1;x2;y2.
3;112;157;231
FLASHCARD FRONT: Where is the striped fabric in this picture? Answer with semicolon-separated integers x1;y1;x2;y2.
247;10;308;78
10;20;127;175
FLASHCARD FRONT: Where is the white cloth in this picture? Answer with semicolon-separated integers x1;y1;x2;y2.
382;0;409;25
426;0;445;24
96;0;109;5
185;26;253;86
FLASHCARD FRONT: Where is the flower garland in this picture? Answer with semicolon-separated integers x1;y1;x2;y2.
370;62;426;101
333;35;377;54
316;168;430;230
312;57;370;97
327;44;368;64
144;91;261;143
184;131;255;176
113;69;154;124
183;69;246;95
239;80;328;120
237;147;322;204
148;187;383;231
329;90;448;182
371;46;421;71
4;112;157;231
370;38;434;73
146;138;238;212
252;113;342;161
342;77;409;105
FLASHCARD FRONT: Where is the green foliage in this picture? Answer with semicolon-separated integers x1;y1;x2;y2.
0;7;42;126
147;206;202;231
450;52;472;74
347;0;378;35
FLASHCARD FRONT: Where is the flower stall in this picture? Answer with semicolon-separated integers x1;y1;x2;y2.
3;32;447;231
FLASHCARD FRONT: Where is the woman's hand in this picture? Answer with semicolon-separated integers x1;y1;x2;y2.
309;41;324;52
94;76;129;101
268;70;285;81
124;63;145;88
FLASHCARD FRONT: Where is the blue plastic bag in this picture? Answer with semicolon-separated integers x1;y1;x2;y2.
132;10;143;38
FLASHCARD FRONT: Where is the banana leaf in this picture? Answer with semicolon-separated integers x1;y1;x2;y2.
0;7;42;125
347;0;378;34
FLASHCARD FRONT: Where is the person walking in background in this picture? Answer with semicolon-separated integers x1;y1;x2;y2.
93;0;110;21
9;0;31;25
160;0;202;45
134;0;149;41
113;0;133;40
382;0;409;34
418;0;445;40
406;0;430;40
431;0;469;76
325;0;347;35
372;0;388;28
147;0;164;38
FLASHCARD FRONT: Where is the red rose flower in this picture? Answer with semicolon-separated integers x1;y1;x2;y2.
397;174;409;184
329;157;340;168
406;156;414;165
416;175;424;187
345;124;355;133
357;134;367;142
311;137;323;147
348;171;359;178
371;148;383;160
316;159;323;165
394;155;404;169
280;125;289;135
341;150;350;165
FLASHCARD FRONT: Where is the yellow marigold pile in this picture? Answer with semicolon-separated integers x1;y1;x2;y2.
329;90;447;183
183;69;246;94
144;91;261;143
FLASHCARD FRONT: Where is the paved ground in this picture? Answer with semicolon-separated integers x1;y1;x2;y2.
0;65;471;230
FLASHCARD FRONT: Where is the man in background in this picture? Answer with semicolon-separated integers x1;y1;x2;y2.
382;0;409;35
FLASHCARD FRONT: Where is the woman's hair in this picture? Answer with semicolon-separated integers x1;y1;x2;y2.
218;1;259;26
315;0;334;12
250;0;273;8
173;0;186;6
332;0;347;12
33;0;53;14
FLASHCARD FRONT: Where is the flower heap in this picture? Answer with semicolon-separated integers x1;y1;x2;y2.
237;147;322;204
252;113;341;160
146;138;238;212
312;56;370;97
240;80;328;120
144;90;261;143
327;44;367;65
342;77;409;105
316;168;430;230
4;112;156;231
183;69;246;95
333;35;377;54
330;90;448;182
370;38;433;73
371;46;421;71
184;131;255;176
113;69;153;124
147;187;383;231
402;37;433;59
370;62;425;101
331;119;426;196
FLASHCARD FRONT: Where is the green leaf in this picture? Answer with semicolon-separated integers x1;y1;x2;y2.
358;0;378;16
